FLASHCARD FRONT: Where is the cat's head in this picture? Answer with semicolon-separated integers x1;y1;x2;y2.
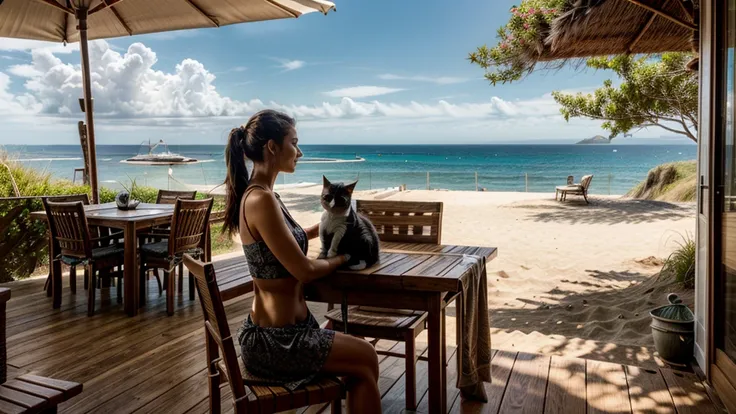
321;176;357;215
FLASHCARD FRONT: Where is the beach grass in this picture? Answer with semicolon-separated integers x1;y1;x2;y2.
661;232;696;288
626;160;697;202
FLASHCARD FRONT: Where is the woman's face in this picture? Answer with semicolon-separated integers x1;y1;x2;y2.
272;126;302;174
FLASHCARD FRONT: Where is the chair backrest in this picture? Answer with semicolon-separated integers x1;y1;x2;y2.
566;175;574;185
182;254;246;404
156;190;197;204
580;175;594;190
44;194;90;205
43;200;92;260
355;200;443;244
169;198;214;257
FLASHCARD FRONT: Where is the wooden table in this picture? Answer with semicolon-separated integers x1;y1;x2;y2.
31;202;175;316
304;244;497;414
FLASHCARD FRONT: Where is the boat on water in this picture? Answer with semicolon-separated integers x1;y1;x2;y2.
124;139;197;165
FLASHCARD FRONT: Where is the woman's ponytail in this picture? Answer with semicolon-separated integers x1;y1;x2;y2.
223;127;249;236
222;110;296;236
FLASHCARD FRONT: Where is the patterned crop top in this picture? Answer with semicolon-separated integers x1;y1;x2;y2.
241;186;308;280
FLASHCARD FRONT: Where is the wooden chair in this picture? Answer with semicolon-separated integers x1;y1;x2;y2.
139;198;213;315
146;189;200;293
323;199;443;410
43;200;124;316
556;174;594;204
0;288;83;412
42;194;90;296
182;254;344;414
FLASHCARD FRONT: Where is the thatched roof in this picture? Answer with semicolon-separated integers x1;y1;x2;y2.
534;0;697;62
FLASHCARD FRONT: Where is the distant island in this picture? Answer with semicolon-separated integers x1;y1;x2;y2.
576;135;611;145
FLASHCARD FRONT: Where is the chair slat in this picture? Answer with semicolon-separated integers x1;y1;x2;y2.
0;385;48;410
2;380;64;404
156;190;197;204
356;200;442;244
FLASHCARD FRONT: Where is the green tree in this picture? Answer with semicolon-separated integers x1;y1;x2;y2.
468;0;698;142
468;0;565;85
552;53;698;142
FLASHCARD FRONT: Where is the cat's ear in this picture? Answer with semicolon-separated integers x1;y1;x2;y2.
322;175;331;187
344;180;358;194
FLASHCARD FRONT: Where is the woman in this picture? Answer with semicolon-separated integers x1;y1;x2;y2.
223;109;381;413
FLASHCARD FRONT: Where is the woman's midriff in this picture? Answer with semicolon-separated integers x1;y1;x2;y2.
250;277;309;327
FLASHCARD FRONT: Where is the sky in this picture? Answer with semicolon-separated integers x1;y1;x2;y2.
0;0;692;146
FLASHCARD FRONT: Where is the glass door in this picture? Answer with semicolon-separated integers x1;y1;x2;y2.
716;0;736;406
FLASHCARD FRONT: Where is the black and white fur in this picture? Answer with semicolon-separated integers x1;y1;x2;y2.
318;176;380;270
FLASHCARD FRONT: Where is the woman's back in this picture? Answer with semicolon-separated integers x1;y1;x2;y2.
240;186;310;327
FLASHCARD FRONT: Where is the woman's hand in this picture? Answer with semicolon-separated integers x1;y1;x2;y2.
305;223;320;240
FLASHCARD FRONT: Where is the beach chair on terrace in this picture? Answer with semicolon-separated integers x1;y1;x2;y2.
556;174;594;204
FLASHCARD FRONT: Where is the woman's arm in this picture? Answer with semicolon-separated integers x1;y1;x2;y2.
247;191;347;283
305;223;320;240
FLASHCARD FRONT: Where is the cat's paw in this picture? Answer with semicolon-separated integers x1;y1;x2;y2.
317;251;327;259
348;261;367;271
326;250;338;258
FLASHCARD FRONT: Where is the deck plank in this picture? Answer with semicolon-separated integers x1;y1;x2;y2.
498;352;551;414
624;366;676;414
660;368;719;414
543;356;586;414
586;359;632;414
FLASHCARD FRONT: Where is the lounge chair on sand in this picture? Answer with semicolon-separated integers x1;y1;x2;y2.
555;174;593;204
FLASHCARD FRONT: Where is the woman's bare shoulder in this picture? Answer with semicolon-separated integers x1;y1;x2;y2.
243;187;279;219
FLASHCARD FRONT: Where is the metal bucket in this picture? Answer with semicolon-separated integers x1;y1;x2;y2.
650;293;694;366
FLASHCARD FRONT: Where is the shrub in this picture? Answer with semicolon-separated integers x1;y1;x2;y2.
626;161;697;202
661;232;696;288
1;154;229;281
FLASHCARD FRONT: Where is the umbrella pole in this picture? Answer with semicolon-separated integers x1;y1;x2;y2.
76;8;99;204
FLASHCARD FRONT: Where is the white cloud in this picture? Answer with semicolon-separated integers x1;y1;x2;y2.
379;73;470;85
279;59;305;72
0;72;42;115
7;64;44;78
323;86;405;99
0;38;79;54
0;39;572;134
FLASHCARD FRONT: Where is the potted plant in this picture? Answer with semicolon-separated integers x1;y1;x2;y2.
115;175;141;210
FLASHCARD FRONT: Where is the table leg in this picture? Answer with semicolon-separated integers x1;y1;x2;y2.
45;236;53;297
51;239;62;309
427;293;446;414
204;225;212;262
123;222;138;316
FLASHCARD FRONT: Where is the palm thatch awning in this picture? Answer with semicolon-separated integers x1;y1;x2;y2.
534;0;697;62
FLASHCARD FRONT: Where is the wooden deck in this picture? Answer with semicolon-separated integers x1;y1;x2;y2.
1;266;722;413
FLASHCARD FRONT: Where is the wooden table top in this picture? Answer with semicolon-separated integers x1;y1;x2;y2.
211;243;497;297
381;241;497;260
30;202;174;223
329;248;494;293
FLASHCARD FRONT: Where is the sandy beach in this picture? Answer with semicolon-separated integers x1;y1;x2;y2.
268;185;696;369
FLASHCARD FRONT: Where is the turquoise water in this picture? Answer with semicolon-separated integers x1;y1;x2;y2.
3;144;697;195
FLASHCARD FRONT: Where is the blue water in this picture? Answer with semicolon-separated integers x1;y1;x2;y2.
3;144;697;195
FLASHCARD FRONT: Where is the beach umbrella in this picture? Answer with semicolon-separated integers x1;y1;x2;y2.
0;0;336;203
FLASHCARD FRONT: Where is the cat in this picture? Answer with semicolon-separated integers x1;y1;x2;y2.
318;176;380;271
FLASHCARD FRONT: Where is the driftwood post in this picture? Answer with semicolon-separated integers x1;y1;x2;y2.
77;121;90;185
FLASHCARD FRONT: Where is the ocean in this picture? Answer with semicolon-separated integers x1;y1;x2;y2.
3;144;697;195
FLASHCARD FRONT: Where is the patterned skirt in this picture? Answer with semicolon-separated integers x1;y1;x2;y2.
236;311;335;390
